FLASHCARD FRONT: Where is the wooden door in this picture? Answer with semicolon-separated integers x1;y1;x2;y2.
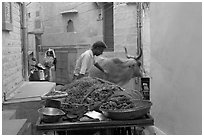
103;2;114;51
67;50;77;83
55;48;77;84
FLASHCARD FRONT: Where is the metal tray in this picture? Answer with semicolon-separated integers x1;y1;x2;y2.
36;114;154;131
41;90;68;100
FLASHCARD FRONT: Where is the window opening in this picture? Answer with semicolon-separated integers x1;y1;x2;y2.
67;20;74;32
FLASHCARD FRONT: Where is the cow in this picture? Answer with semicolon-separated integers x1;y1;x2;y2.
88;47;145;86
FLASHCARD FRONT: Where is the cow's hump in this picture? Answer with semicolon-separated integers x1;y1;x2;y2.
111;58;124;64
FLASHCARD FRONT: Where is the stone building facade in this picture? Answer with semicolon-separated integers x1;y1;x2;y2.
27;2;150;53
2;2;24;99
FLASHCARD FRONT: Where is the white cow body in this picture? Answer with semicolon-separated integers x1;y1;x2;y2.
89;57;143;86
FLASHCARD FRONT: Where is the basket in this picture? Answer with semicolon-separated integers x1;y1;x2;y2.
61;103;88;118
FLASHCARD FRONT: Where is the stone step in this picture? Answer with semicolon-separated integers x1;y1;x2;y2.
2;119;32;135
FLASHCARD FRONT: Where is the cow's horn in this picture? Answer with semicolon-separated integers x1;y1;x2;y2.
124;47;135;59
124;47;142;60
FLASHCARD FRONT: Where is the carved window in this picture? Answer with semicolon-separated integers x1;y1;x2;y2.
2;2;13;31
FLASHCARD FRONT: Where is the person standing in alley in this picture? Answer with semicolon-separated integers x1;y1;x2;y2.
43;48;56;81
73;41;108;80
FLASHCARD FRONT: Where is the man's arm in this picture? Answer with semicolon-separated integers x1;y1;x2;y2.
94;62;107;74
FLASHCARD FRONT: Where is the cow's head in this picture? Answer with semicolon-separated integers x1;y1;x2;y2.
124;47;145;77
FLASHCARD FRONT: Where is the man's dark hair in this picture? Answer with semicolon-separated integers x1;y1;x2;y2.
92;41;107;49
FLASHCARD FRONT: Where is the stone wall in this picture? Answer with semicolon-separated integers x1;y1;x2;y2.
113;3;150;75
2;2;24;98
26;2;41;56
114;2;138;55
40;2;103;47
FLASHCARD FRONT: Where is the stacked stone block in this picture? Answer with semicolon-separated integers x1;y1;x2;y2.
114;3;138;55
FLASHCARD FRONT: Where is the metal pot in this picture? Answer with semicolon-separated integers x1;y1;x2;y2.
38;107;65;123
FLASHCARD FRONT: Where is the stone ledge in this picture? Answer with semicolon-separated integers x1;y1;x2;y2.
2;110;16;120
4;81;56;103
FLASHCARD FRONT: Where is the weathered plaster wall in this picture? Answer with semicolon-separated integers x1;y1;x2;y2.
2;3;24;97
150;2;202;134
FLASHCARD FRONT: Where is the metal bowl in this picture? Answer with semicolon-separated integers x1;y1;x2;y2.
99;100;152;120
38;107;65;123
